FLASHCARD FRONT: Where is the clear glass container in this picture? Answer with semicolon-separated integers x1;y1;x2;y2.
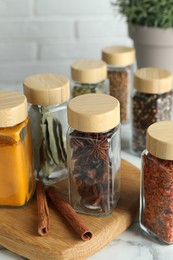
0;91;35;207
23;73;70;185
67;93;121;216
102;46;135;124
140;121;173;244
131;68;173;156
71;59;109;98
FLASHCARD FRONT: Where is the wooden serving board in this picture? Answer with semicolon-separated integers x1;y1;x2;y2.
0;160;140;260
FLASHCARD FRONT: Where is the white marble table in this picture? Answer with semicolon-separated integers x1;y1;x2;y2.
0;126;173;260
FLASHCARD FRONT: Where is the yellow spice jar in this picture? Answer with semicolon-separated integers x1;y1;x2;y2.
0;91;35;207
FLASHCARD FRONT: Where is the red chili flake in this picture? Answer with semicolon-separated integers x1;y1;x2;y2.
141;152;173;244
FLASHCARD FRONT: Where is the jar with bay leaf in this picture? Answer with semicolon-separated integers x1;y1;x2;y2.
102;46;135;124
23;73;70;185
70;59;109;98
67;93;121;216
0;91;35;207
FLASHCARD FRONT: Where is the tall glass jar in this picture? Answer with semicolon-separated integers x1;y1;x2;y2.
131;67;172;156
70;59;109;98
140;121;173;244
0;91;35;207
23;73;70;185
67;93;121;216
102;46;135;124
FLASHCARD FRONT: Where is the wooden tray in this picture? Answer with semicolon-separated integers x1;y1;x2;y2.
0;160;140;260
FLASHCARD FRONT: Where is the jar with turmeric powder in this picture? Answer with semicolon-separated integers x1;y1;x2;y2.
0;91;35;207
23;73;70;185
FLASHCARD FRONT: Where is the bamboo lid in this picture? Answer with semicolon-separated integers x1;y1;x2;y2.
71;59;107;84
23;74;70;106
147;121;173;160
102;46;135;66
0;91;28;127
67;93;120;133
134;67;172;94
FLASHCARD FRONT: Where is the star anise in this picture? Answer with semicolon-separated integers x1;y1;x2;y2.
85;134;110;161
69;128;116;214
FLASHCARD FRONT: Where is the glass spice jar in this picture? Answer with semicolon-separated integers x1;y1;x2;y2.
131;67;173;156
67;93;121;216
102;46;135;124
140;121;173;244
0;91;35;207
23;73;70;185
70;59;109;98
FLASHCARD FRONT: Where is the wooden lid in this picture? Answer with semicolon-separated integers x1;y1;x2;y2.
71;59;107;84
67;93;120;133
147;121;173;160
23;74;70;106
102;46;135;66
134;67;172;94
0;91;27;127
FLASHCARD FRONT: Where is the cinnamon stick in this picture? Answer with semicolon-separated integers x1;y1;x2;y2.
36;180;50;236
46;186;92;241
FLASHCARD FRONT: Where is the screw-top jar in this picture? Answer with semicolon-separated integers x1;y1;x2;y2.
67;93;120;216
0;91;35;207
70;59;109;98
23;73;70;185
140;121;173;244
131;67;173;156
102;46;135;124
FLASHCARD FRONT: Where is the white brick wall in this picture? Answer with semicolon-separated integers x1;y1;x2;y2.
0;0;131;90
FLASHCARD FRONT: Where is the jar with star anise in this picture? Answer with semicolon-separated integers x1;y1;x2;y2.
67;93;120;216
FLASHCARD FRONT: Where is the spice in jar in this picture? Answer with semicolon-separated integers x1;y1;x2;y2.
71;59;109;98
67;93;121;216
102;46;135;124
140;121;173;244
131;67;173;156
23;74;70;185
0;91;35;207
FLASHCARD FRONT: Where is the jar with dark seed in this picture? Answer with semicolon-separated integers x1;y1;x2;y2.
131;67;173;156
102;46;135;124
23;74;70;184
67;93;120;216
70;59;109;98
140;121;173;244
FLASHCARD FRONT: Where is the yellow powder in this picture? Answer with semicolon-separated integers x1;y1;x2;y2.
0;118;35;207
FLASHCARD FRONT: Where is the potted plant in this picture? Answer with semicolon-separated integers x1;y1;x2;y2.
113;0;173;73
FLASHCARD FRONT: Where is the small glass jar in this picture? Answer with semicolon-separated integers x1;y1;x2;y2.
131;67;172;156
140;121;173;244
67;93;121;216
23;73;70;185
102;46;135;124
0;91;35;207
70;59;109;98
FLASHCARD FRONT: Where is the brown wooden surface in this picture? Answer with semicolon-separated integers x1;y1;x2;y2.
0;159;140;260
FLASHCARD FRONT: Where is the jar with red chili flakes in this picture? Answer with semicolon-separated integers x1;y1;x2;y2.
140;121;173;244
67;93;121;216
